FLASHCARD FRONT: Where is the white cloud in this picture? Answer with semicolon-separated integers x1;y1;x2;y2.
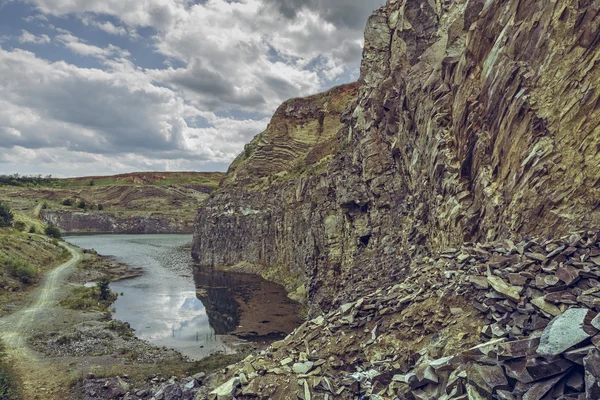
3;0;384;175
55;32;130;59
0;47;265;175
18;29;51;44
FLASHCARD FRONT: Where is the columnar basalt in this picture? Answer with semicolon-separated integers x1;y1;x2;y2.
193;0;600;316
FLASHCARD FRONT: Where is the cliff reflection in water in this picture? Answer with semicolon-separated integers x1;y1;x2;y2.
194;267;241;334
194;266;302;340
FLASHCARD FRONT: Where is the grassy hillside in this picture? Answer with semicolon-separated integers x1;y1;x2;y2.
0;172;225;233
0;228;70;314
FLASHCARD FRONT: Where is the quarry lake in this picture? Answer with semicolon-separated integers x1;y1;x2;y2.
65;234;301;360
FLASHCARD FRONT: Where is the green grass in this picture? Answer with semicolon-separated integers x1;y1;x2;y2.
0;343;20;400
2;258;38;284
59;286;117;312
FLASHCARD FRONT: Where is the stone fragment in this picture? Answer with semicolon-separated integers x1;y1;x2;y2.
591;314;600;330
469;276;489;290
487;276;521;302
504;358;573;383
584;349;600;399
565;371;584;392
564;345;596;365
508;273;528;286
522;373;566;400
466;363;507;394
293;361;314;375
465;383;487;400
537;308;595;357
496;389;515;400
556;266;580;286
497;337;540;360
210;377;239;399
530;297;561;317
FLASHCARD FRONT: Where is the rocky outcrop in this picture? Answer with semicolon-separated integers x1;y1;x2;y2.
193;0;600;314
40;210;193;234
199;230;600;399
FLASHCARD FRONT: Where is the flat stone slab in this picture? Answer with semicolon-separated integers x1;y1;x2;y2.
537;308;595;357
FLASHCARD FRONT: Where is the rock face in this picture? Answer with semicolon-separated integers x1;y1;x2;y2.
40;210;193;234
193;0;600;314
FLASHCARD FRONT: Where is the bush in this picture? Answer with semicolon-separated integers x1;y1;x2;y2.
97;204;104;211
0;203;13;228
13;221;26;231
2;258;38;284
62;199;74;206
28;226;37;234
97;277;111;300
77;200;86;209
45;224;62;239
41;202;48;210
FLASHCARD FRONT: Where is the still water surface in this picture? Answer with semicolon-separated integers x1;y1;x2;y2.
64;234;229;360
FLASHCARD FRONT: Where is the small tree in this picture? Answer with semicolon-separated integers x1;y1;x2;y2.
97;278;111;300
29;226;37;234
45;224;62;239
0;202;13;227
77;200;86;209
97;204;104;211
89;180;95;186
41;202;49;210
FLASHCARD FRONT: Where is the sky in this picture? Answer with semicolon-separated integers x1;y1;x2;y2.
0;0;385;177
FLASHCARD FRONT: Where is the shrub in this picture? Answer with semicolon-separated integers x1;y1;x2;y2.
13;221;26;231
89;180;94;186
62;199;74;206
41;202;48;210
0;203;13;228
28;226;36;234
97;278;111;300
45;224;62;239
77;200;86;209
97;204;104;211
2;258;38;284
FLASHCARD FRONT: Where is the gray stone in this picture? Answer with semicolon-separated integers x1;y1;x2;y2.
292;361;314;375
537;308;595;357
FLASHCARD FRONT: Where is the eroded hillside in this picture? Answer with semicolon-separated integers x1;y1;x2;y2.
0;172;223;234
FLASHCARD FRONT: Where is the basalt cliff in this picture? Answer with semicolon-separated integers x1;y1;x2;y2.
189;0;600;398
194;0;600;313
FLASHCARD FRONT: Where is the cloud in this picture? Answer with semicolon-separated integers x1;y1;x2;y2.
261;0;386;29
55;32;130;59
0;47;268;174
18;29;51;44
3;0;385;175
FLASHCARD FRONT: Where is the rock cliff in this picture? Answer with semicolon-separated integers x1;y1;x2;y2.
193;0;600;315
40;210;193;234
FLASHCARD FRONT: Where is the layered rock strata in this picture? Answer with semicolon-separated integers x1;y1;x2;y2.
40;210;193;234
193;0;600;314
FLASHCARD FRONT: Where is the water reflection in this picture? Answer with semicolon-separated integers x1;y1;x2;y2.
194;266;302;340
65;234;302;360
65;234;228;360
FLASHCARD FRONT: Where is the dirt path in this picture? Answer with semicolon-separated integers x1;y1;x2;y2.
0;242;82;399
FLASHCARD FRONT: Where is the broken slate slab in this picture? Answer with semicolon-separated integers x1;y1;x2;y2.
522;372;567;400
487;276;521;302
466;363;508;394
537;308;596;357
584;349;600;399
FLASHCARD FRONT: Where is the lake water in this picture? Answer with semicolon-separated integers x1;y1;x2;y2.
64;234;301;360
